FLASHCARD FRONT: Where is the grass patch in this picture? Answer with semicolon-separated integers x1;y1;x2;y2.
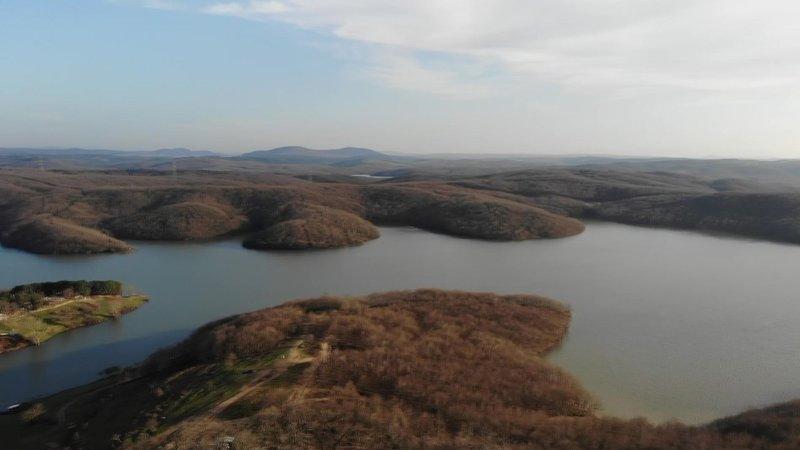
161;350;289;426
268;362;311;387
162;367;247;423
0;295;148;346
231;347;291;372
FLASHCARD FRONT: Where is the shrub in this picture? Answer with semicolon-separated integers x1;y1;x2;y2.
89;280;123;296
0;280;124;311
73;280;92;296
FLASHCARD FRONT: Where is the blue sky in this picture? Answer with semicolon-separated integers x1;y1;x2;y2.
1;0;799;157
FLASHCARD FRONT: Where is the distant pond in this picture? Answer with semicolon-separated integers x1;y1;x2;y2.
2;223;800;424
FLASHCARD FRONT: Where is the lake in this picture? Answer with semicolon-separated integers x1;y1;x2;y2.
1;222;800;424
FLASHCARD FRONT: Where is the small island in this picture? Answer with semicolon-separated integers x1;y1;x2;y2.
0;280;148;354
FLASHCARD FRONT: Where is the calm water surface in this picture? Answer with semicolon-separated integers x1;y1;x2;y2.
1;223;800;424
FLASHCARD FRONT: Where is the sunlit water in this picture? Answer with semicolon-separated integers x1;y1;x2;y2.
2;223;800;424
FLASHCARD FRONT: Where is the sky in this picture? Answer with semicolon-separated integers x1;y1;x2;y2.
1;0;799;158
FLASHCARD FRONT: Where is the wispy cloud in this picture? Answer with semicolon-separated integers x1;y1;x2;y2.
202;1;288;17
364;53;497;99
131;1;800;98
117;0;186;10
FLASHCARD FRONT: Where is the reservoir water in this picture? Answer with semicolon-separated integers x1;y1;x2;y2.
1;223;800;424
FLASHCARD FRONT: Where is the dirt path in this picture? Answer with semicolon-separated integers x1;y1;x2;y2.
207;340;310;416
29;299;79;314
207;367;279;416
1;299;77;322
1;296;117;322
100;339;319;450
58;339;310;432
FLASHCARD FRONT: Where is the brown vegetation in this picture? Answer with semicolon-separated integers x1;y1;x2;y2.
456;169;800;243
243;204;380;250
5;289;800;449
363;183;585;240
593;192;800;243
0;169;583;254
0;333;29;353
2;215;131;255
5;165;794;254
5;151;800;246
104;201;246;241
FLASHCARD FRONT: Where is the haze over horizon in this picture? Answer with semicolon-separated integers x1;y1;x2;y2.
3;145;800;162
2;1;799;158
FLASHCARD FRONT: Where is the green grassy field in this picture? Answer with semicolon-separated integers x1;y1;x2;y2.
0;295;148;347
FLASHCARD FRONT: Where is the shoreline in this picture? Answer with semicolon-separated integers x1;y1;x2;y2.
0;295;149;355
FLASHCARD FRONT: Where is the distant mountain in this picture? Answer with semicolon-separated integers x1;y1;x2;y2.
147;148;219;157
237;146;393;164
0;147;218;158
0;147;120;156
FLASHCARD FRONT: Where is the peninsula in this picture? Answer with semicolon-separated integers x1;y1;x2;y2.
0;280;148;353
2;289;798;449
